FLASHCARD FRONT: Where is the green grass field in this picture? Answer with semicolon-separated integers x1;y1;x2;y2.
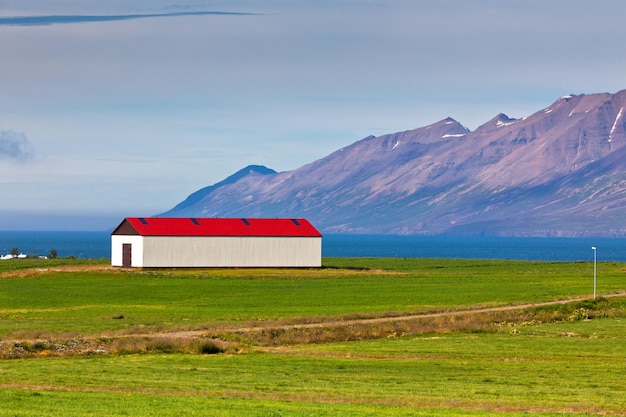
1;257;625;416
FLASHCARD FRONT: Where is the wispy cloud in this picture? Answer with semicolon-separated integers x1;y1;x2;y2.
0;130;35;162
0;10;259;27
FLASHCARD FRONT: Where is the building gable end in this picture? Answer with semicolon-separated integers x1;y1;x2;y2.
111;219;140;236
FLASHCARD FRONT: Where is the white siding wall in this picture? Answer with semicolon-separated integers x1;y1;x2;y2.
111;235;144;267
141;236;322;267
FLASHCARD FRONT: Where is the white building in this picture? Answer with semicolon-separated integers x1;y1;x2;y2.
111;217;322;268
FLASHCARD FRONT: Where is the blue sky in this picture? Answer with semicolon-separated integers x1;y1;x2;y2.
1;0;625;230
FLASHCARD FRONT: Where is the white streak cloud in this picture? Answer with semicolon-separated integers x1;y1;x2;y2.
0;10;259;26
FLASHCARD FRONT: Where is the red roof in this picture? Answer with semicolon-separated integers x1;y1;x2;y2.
112;217;322;237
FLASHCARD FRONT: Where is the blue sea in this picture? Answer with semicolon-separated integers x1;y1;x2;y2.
0;231;624;262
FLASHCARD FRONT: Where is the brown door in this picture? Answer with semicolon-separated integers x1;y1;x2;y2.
122;244;132;268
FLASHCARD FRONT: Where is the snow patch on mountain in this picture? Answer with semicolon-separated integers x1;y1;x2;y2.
609;107;624;143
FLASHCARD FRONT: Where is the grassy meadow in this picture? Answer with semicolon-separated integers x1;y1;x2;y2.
1;257;625;416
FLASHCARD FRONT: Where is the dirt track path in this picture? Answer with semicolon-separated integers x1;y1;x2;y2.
132;292;626;340
2;292;624;357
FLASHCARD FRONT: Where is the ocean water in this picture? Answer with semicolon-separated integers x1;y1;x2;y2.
322;234;623;261
0;231;111;259
1;231;624;262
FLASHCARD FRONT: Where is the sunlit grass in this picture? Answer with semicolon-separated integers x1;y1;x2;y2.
1;258;626;415
1;316;625;415
1;258;624;337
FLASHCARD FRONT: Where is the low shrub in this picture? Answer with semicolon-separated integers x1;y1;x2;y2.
108;336;225;355
195;340;225;354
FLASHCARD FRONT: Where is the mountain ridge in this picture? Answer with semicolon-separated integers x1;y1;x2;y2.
161;89;626;237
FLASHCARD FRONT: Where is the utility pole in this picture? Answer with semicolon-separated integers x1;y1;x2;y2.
591;247;597;299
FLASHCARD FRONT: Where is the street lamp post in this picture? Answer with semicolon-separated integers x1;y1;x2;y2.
591;247;597;299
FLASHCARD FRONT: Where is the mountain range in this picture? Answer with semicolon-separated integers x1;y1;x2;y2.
161;90;626;237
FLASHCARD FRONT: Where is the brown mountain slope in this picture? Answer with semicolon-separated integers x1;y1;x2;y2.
162;90;626;236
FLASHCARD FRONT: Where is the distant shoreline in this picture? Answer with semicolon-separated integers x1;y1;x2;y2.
1;231;625;262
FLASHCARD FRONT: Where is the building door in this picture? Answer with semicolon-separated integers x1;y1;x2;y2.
122;244;132;268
